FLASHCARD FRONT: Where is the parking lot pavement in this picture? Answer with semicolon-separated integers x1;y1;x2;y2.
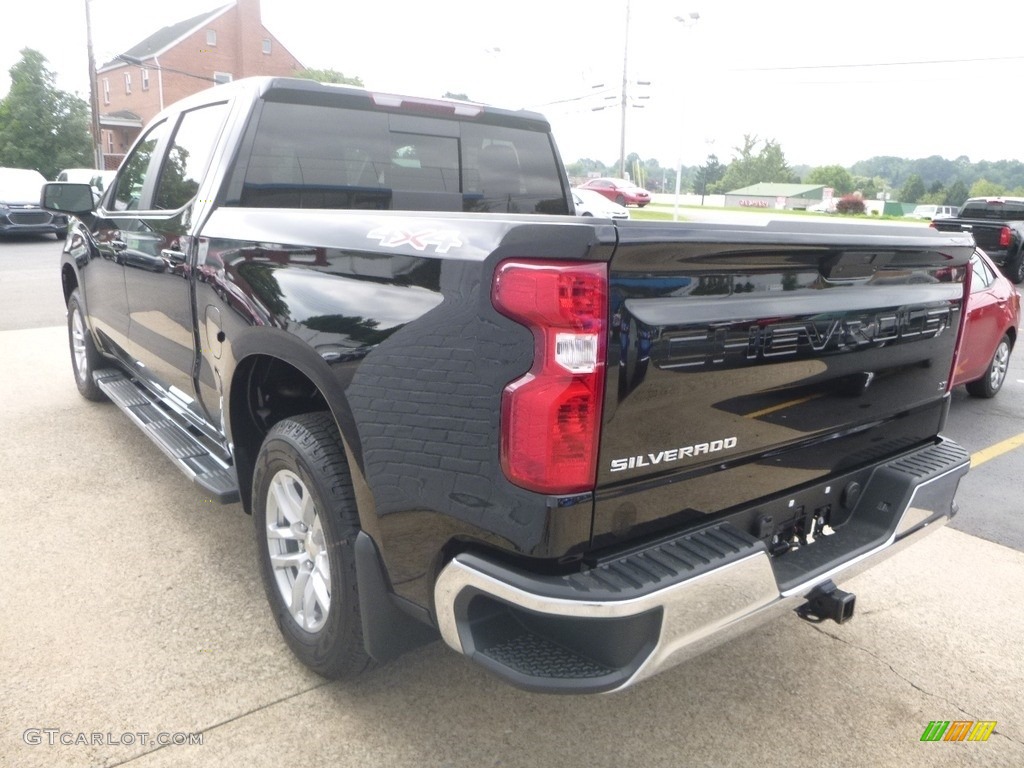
3;325;1023;768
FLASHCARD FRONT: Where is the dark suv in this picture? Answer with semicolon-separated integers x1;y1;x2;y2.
0;167;67;238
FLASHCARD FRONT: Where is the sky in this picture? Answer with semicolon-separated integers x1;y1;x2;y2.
4;0;1024;170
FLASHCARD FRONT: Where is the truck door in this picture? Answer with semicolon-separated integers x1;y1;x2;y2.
81;119;171;358
118;102;229;416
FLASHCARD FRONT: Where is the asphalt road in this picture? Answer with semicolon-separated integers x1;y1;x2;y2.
2;232;1023;767
0;235;67;330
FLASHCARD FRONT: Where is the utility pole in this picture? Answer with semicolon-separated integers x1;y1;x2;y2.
618;0;631;180
84;0;103;169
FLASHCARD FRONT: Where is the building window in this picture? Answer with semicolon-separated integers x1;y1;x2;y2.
106;131;113;154
213;72;233;85
262;39;272;55
124;72;132;94
102;78;110;104
141;69;150;91
206;29;217;46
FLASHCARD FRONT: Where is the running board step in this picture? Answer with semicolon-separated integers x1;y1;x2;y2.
94;370;240;503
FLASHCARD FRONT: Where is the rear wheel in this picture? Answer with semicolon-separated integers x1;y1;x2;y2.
966;334;1011;398
253;412;372;679
67;289;107;401
615;194;626;206
1006;251;1024;284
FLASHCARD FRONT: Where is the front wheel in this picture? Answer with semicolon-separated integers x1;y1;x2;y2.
67;289;107;401
253;412;372;679
966;334;1011;398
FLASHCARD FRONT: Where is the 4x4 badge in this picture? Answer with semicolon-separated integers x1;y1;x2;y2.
367;226;463;254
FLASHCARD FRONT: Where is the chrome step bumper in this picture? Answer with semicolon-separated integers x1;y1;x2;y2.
434;438;969;693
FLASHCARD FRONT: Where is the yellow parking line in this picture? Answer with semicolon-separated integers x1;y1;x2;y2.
971;432;1024;468
745;394;823;419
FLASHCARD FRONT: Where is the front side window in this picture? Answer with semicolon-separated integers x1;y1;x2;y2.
113;119;169;210
155;103;228;210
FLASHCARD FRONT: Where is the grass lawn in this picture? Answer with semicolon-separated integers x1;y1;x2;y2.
629;204;918;223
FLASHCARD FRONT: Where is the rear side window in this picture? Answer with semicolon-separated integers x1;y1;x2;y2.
155;102;228;210
224;101;568;214
970;252;996;292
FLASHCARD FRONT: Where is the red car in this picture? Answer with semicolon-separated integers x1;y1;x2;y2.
953;248;1021;397
577;177;650;207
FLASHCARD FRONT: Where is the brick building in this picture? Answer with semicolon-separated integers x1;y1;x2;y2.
95;0;303;169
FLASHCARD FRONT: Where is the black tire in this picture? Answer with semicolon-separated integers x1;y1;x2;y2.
615;194;626;206
67;289;107;401
965;334;1012;398
253;412;372;679
1006;250;1024;284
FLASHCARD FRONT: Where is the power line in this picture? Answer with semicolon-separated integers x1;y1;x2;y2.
734;54;1024;72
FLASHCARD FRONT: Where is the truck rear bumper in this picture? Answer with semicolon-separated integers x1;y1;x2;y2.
433;438;969;693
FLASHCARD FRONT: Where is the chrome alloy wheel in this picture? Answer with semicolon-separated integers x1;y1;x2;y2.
265;469;332;632
71;306;89;385
990;339;1010;392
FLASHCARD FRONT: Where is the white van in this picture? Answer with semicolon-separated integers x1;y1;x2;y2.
909;204;959;220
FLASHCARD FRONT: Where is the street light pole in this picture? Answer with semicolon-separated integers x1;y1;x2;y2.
84;0;103;169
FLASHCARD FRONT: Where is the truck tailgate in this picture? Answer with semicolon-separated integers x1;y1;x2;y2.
593;220;974;546
931;217;1005;251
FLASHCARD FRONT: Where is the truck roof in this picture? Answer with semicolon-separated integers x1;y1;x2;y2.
165;76;553;132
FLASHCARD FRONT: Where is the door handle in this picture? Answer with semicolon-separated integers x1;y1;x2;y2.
161;249;187;266
110;238;127;252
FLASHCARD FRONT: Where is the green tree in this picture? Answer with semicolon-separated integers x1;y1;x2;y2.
626;152;645;186
806;164;854;195
898;173;926;203
918;179;947;205
697;153;725;196
853;176;879;199
565;158;608;180
710;135;798;194
970;178;1007;197
0;48;92;179
295;68;363;86
945;179;970;206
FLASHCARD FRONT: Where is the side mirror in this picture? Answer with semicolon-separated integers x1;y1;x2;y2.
41;182;95;215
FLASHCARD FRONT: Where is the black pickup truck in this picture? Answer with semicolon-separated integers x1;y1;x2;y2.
931;196;1024;283
44;77;975;694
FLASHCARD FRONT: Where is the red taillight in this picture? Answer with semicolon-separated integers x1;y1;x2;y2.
999;226;1012;248
492;260;608;494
